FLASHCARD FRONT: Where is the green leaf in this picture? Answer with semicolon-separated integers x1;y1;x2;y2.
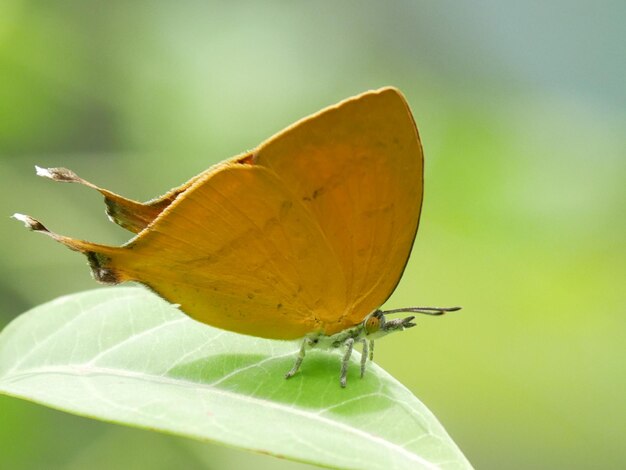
0;287;471;470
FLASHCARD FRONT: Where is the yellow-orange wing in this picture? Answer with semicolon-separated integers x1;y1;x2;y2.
253;87;423;331
17;87;423;340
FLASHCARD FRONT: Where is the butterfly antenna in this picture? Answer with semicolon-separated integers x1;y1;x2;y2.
381;306;461;316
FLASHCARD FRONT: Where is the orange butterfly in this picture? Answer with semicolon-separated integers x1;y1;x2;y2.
14;87;459;387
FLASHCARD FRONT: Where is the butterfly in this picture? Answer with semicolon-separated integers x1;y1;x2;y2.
14;87;459;387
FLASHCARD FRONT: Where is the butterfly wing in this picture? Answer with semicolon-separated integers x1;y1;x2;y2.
117;162;348;339
123;87;422;337
253;87;423;332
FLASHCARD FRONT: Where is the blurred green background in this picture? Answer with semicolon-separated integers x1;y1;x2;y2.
1;1;624;469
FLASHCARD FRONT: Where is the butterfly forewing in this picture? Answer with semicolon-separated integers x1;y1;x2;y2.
253;88;423;332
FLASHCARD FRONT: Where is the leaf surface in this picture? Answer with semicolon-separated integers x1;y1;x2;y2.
0;288;471;469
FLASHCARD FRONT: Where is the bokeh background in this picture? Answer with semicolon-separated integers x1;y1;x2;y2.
1;1;624;469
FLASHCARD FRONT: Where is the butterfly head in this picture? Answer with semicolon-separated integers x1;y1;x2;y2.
362;309;416;340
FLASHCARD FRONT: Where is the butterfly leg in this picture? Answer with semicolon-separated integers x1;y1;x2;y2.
369;340;375;361
285;338;311;379
360;339;368;378
340;337;355;388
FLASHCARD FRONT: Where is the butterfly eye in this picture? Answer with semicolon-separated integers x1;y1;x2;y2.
365;315;381;334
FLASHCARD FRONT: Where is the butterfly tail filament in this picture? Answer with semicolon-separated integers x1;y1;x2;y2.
12;213;131;285
34;166;166;234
